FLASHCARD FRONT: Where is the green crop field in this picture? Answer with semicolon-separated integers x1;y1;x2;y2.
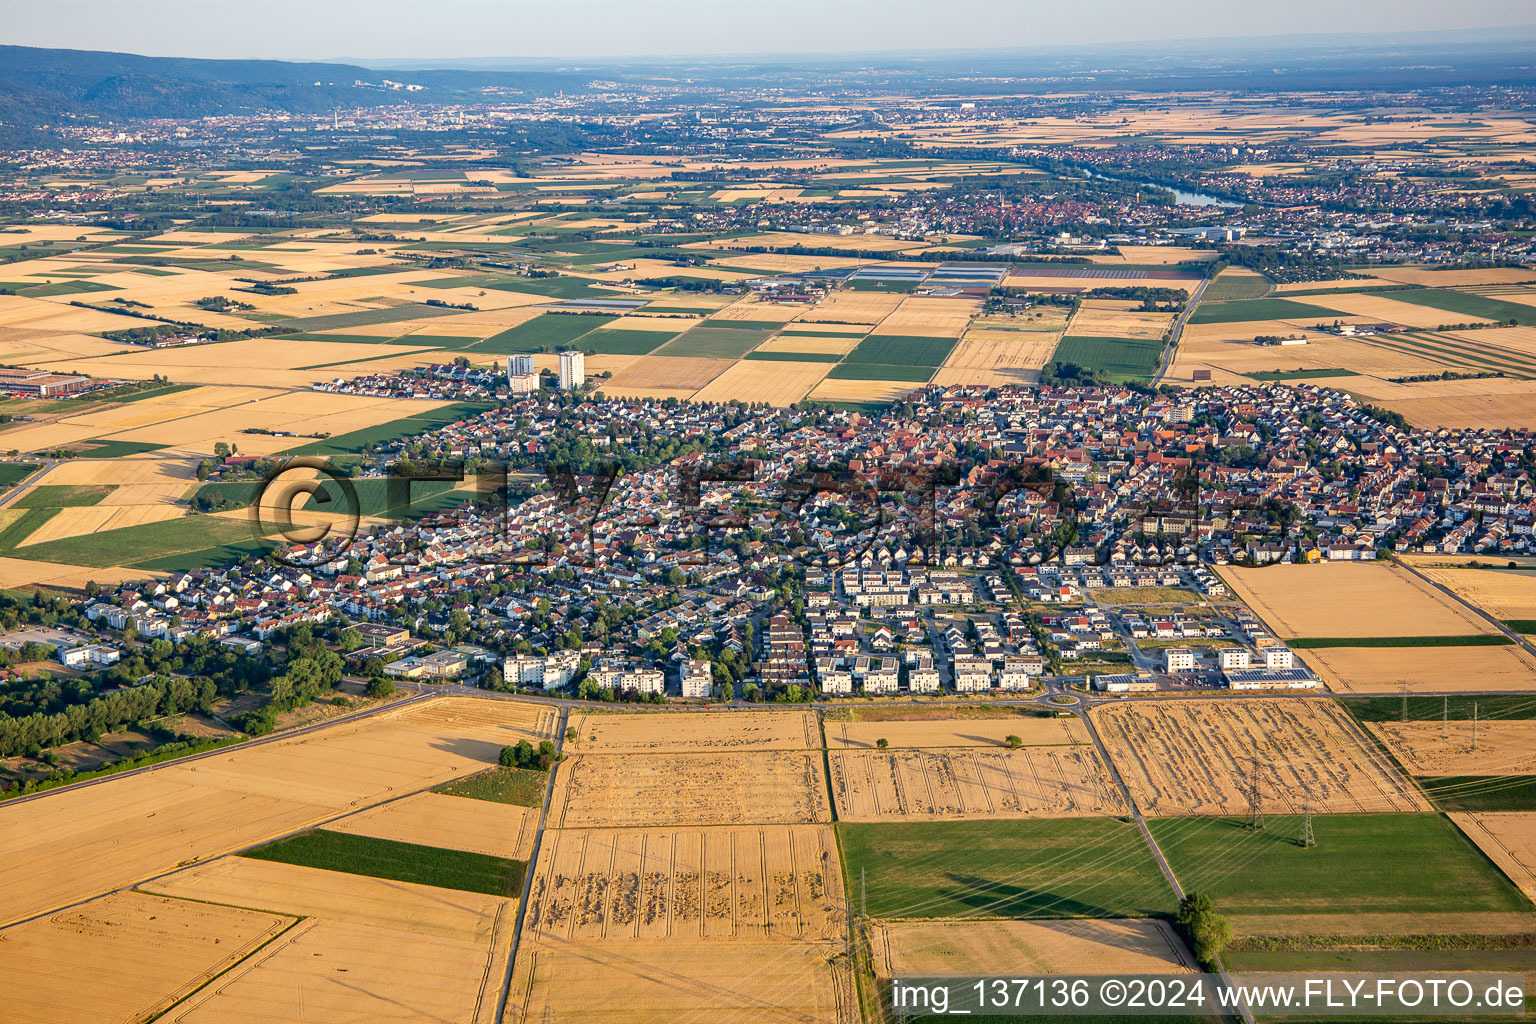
0;463;40;487
1049;335;1164;380
465;313;616;354
14;484;116;508
845;335;957;367
1340;693;1536;723
574;328;679;355
655;326;772;359
1388;288;1533;325
824;362;937;382
838;819;1173;920
1203;271;1272;301
1187;297;1343;325
243;829;526;896
1149;814;1531;917
75;440;170;458
13;513;279;569
1422;776;1536;813
273;302;462;334
437;767;549;807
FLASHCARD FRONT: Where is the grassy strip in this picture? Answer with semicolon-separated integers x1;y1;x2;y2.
1506;620;1536;634
243;829;525;896
0;507;59;549
1422;776;1536;813
1339;694;1536;723
845;334;956;367
1288;635;1512;648
281;402;490;457
437;767;548;807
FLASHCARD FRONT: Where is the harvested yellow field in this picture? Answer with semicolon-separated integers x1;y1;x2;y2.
549;751;831;827
795;290;903;324
826;716;1086;749
105;391;450;456
1304;643;1536;694
874;295;980;336
1;891;292;1024
1449;813;1536;904
0;697;554;926
872;919;1197;978
565;710;819;753
525;825;844;942
1413;568;1536;621
0;554;164;590
1069;302;1177;339
689;358;831;405
1093;699;1426;816
756;334;863;356
323;791;539;860
829;745;1125;821
507;940;855;1024
1353;379;1536;431
1315;291;1494;328
1368;721;1536;777
142;857;514;1024
807;378;924;403
601;355;729;392
931;328;1057;386
597;314;699;332
16;503;183;547
1217;562;1496;639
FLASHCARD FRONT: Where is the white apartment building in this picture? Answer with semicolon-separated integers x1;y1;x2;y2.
1219;648;1251;671
504;649;580;690
1265;647;1295;670
952;656;993;692
558;350;585;390
1164;647;1196;673
679;658;713;699
507;354;536;376
996;657;1037;691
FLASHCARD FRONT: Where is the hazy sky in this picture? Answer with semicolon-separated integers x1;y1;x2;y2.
7;0;1534;61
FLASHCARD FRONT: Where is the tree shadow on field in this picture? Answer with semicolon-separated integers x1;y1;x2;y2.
427;736;507;763
938;872;1118;919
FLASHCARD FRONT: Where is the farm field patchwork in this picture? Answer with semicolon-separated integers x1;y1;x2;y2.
1304;643;1536;694
1368;721;1536;777
0;697;554;926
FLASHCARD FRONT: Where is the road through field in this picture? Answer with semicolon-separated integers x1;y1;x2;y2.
1153;275;1210;384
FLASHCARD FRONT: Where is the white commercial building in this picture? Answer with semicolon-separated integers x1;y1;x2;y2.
558;350;585;390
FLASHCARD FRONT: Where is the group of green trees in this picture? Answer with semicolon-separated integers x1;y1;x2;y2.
0;674;216;758
499;739;559;770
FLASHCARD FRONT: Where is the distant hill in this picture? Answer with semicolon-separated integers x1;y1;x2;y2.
0;46;590;122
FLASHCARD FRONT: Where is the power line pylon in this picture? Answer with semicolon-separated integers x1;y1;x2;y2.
1299;791;1316;849
1473;701;1479;751
1245;758;1265;831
